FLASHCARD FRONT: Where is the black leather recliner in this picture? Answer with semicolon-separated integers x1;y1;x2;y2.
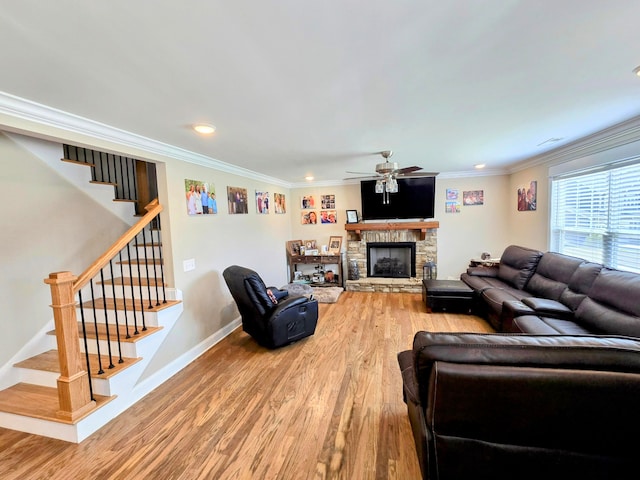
223;265;318;348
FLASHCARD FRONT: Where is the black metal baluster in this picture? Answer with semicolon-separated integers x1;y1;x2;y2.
77;290;95;401
130;158;138;203
118;250;132;339
118;155;125;200
126;243;140;335
109;260;124;364
149;225;160;306
134;235;147;331
156;222;167;304
89;279;104;375
141;228;153;311
99;269;115;369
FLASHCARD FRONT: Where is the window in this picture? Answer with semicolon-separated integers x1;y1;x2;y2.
550;161;640;273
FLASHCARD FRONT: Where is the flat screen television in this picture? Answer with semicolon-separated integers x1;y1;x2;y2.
360;177;436;221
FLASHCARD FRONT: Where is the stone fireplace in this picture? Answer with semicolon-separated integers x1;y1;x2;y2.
344;221;438;293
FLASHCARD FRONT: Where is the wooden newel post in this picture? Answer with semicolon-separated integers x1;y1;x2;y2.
45;271;95;421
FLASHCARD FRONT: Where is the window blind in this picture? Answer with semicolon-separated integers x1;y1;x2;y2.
550;161;640;272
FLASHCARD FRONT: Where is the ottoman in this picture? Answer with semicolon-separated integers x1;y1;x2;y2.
422;279;475;313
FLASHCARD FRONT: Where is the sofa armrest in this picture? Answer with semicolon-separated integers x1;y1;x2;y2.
397;350;420;405
522;297;573;318
465;266;499;277
500;300;535;332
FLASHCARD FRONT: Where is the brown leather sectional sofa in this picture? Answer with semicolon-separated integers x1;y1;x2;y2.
398;332;640;479
460;244;640;335
398;245;640;478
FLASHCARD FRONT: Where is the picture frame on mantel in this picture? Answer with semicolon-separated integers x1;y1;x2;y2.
346;209;359;224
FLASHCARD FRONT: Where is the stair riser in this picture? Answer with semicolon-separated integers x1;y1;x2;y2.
75;309;159;328
115;263;164;279
15;365;143;397
82;338;141;358
96;288;171;302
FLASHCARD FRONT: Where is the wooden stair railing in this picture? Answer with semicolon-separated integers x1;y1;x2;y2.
44;199;163;421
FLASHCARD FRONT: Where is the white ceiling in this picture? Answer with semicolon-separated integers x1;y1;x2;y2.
1;1;639;184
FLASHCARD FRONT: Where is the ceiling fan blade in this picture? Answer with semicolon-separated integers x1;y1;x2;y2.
395;166;422;175
346;170;377;175
396;171;439;177
343;175;379;180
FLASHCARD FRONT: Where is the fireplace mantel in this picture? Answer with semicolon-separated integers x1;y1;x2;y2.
345;221;439;240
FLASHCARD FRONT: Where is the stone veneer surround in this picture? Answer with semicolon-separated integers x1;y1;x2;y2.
345;225;437;293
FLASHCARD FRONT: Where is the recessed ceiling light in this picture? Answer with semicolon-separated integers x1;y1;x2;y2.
193;124;216;135
305;175;314;181
634;65;640;77
474;164;485;169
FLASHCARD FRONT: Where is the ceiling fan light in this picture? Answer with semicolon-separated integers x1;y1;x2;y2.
375;179;384;193
386;177;398;193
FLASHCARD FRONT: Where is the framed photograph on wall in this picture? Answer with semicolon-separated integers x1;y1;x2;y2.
185;179;218;215
463;190;484;206
274;192;286;213
227;186;248;214
328;236;342;255
301;210;318;224
346;209;359;223
301;195;315;209
517;181;537;211
255;190;269;214
320;210;337;223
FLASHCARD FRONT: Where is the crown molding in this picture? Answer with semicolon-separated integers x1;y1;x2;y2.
507;114;640;173
0;91;290;188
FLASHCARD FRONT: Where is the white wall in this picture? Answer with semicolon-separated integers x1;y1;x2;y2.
435;174;512;279
507;164;550;251
0;132;130;366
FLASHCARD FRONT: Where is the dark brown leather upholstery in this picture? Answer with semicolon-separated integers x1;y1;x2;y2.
399;332;640;479
223;265;318;348
461;246;640;336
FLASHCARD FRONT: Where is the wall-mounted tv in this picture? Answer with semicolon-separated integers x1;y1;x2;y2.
360;177;436;221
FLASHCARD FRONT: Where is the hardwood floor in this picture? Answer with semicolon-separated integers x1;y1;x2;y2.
0;292;493;480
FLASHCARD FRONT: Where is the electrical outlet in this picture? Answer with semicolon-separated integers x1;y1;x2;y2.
183;258;196;272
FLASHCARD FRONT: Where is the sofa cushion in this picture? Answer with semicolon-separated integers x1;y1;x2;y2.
574;268;640;336
559;262;603;311
525;252;584;300
497;245;543;290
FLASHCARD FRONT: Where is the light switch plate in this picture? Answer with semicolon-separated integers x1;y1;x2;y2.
183;258;196;272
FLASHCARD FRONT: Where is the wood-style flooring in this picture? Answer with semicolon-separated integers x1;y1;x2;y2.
0;292;493;480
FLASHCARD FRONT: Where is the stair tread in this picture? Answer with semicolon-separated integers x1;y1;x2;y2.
47;323;162;342
97;276;165;287
61;157;95;167
14;350;142;379
0;383;114;424
79;297;181;312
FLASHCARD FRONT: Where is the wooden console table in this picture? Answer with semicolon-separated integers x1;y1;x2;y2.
344;221;439;240
286;252;343;287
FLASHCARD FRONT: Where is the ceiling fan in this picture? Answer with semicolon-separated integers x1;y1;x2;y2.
345;151;438;204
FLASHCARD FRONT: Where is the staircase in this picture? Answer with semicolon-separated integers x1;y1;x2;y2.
0;149;184;443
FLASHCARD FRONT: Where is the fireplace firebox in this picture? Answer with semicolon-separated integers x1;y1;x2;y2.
366;242;416;278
